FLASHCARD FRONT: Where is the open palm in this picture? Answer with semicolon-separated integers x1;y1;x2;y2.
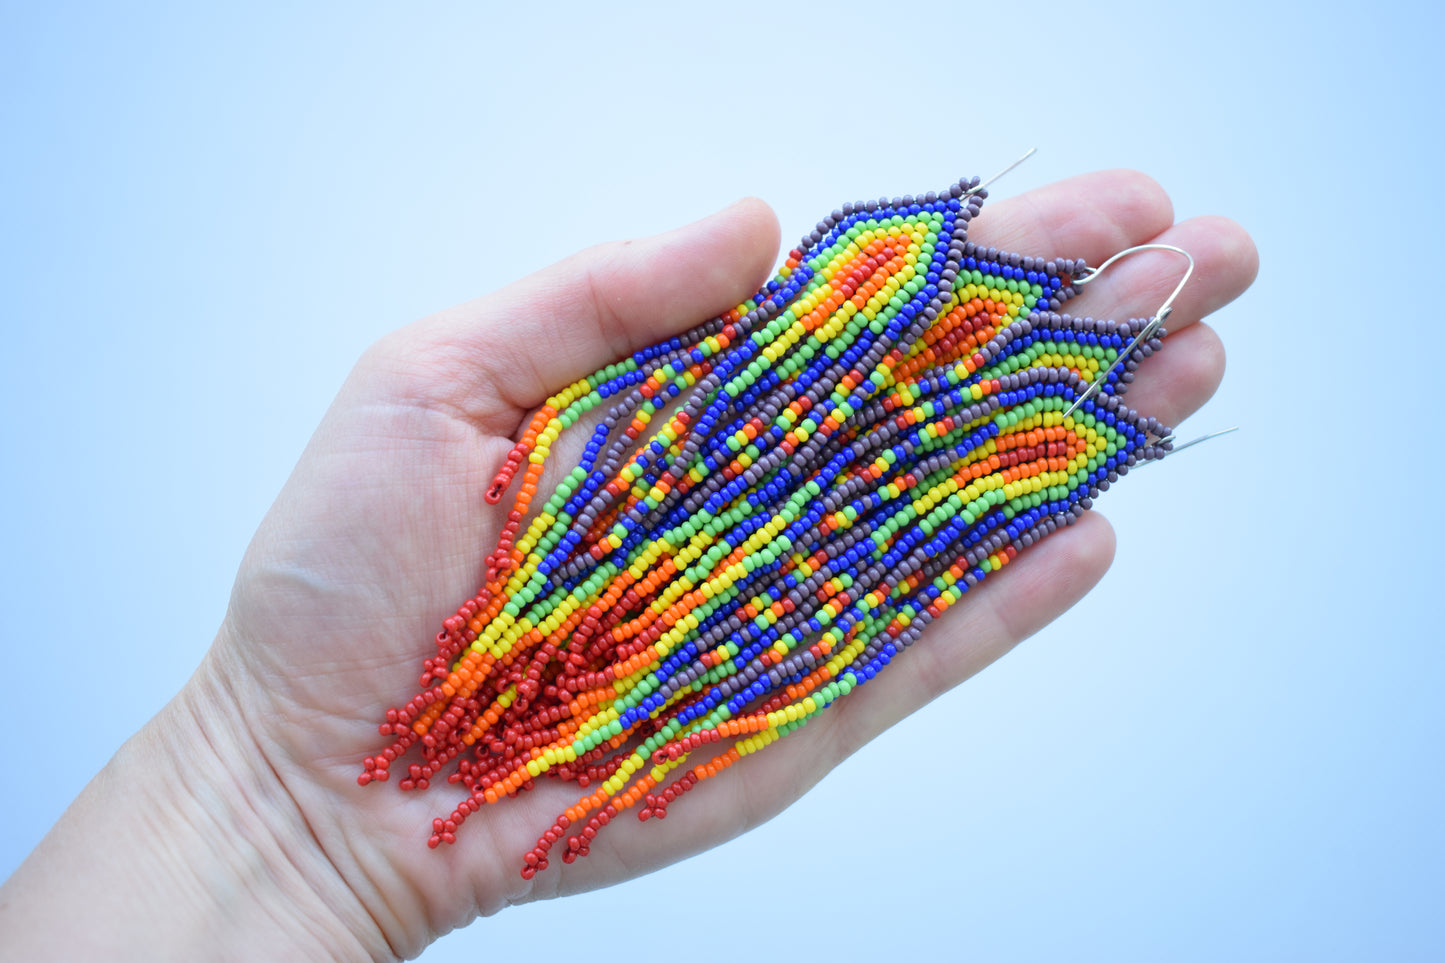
209;171;1255;958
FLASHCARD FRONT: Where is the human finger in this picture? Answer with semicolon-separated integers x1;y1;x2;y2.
376;198;781;432
969;169;1175;270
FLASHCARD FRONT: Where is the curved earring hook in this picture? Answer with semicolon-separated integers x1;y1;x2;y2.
1062;243;1195;419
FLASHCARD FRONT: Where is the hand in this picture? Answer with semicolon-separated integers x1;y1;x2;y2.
0;171;1257;961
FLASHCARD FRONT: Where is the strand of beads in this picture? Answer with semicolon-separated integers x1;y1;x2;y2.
359;176;1176;877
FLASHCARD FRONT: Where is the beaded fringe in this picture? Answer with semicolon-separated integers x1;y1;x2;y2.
359;175;1174;878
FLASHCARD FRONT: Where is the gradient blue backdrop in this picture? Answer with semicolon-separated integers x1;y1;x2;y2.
4;2;1442;959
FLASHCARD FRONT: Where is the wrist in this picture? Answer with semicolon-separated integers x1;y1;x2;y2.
0;649;391;962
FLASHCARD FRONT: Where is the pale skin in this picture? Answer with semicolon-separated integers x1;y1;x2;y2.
0;171;1257;961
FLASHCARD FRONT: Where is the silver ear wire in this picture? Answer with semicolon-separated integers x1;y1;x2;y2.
963;147;1038;197
1062;244;1195;419
1144;425;1239;465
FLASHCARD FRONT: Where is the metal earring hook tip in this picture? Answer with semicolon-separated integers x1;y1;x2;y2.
963;147;1038;198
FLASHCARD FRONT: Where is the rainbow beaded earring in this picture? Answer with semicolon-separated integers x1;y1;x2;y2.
359;165;1188;879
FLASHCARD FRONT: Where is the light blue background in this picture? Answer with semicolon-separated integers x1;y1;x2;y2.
3;2;1442;960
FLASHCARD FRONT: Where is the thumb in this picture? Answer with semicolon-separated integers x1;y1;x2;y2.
390;197;781;426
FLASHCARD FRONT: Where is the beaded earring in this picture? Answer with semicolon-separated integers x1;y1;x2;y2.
359;165;1192;879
